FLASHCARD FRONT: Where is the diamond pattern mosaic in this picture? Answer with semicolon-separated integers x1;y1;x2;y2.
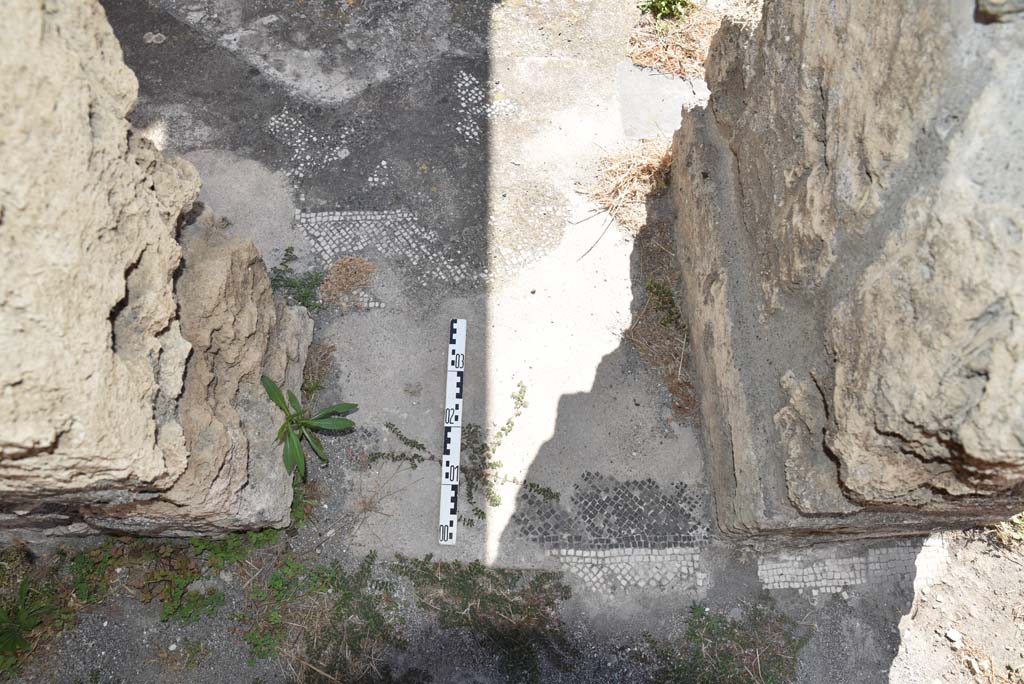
511;472;710;595
512;472;710;551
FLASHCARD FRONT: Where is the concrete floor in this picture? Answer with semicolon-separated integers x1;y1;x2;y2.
27;1;1007;682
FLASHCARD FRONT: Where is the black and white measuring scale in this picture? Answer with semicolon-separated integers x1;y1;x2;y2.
438;319;466;545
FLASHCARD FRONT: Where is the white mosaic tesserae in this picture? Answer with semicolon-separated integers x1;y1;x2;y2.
454;70;516;144
757;536;948;595
298;209;480;285
553;546;707;595
266;107;352;180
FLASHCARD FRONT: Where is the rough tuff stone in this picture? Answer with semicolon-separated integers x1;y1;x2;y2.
775;372;858;516
828;71;1024;504
0;0;310;535
85;224;313;534
672;0;1024;535
0;0;198;501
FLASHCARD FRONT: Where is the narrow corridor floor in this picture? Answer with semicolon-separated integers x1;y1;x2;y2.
43;2;1014;683
101;0;710;595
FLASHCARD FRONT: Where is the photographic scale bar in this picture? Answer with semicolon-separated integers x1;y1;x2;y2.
438;318;466;545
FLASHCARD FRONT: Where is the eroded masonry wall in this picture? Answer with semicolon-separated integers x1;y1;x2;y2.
0;0;310;535
672;0;1023;535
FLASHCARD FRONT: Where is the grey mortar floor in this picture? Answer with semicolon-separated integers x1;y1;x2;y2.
26;1;956;682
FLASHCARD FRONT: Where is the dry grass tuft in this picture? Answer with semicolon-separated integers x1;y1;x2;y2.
647;600;806;683
342;463;423;539
628;0;762;79
624;222;699;421
584;140;696;420
302;342;336;401
320;256;377;309
585;139;672;234
629;7;722;79
988;513;1024;554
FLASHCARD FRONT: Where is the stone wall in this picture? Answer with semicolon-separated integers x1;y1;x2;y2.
0;0;309;535
672;0;1023;535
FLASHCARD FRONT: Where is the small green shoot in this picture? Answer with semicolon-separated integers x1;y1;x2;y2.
0;579;51;672
646;279;683;330
290;481;317;527
189;529;280;570
69;542;117;604
260;375;357;481
384;422;428;452
269;247;324;310
638;0;689;19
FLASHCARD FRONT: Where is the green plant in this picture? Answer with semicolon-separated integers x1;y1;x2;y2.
0;579;51;673
267;557;309;603
646;279;683;330
261;375;357;480
384;422;427;452
523;482;560;504
3;541;140;675
366;449;429;469
138;546;224;623
236;550;404;680
69;542;118;604
189;529;280;570
460;383;528;517
638;0;689;19
1;537;257;677
164;587;225;623
365;422;432;469
393;555;571;682
459;383;560;518
646;600;807;684
493;381;528;451
270;247;325;310
239;554;324;662
303;553;405;682
462;423;504;518
362;414;559;523
244;624;284;661
291;481;317;527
